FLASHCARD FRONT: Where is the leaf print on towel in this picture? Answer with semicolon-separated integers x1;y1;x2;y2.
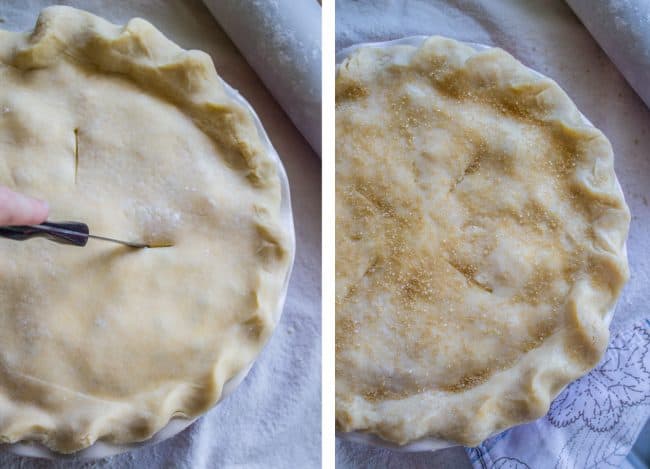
549;325;650;469
493;457;531;469
466;323;650;469
548;325;650;432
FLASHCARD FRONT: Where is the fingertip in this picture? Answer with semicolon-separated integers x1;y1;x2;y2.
8;193;49;225
0;187;50;226
33;199;49;224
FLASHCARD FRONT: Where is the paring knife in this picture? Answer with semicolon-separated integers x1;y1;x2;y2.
0;221;150;248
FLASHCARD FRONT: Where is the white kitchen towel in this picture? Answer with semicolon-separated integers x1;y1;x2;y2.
0;1;321;468
203;0;322;157
336;0;650;467
566;0;650;111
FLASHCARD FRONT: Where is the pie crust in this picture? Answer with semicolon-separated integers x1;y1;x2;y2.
0;6;293;453
336;36;630;446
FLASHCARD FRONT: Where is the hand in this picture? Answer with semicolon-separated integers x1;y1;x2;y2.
0;186;49;225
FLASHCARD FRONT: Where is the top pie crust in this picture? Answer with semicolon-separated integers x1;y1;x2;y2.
335;37;630;446
0;7;293;452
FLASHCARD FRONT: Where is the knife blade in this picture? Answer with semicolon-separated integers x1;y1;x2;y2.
0;221;150;248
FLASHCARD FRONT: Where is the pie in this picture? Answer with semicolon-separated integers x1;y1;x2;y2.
0;6;293;452
336;37;630;446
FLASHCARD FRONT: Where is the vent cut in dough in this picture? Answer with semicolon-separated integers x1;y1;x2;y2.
335;37;630;446
0;6;293;452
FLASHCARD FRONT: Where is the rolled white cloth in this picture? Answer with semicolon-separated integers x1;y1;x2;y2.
566;0;650;109
203;0;322;156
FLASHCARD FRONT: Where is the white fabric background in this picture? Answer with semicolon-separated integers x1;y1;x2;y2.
336;0;650;467
567;0;650;110
203;0;322;156
0;1;321;468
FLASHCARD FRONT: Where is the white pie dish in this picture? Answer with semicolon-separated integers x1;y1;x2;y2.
2;69;296;461
336;35;625;452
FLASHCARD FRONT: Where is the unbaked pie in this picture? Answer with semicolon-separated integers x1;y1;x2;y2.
336;37;630;446
0;6;293;452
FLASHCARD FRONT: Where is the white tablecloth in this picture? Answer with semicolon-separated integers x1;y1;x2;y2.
0;1;321;467
203;0;322;156
336;0;650;467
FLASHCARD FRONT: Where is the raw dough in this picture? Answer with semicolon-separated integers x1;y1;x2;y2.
336;37;630;446
0;6;293;452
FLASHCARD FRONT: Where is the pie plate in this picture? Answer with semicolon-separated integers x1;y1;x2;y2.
335;35;625;452
3;63;296;461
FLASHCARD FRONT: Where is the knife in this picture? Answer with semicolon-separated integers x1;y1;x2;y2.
0;221;150;248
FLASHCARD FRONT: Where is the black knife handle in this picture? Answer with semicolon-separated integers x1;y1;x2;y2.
0;221;89;246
